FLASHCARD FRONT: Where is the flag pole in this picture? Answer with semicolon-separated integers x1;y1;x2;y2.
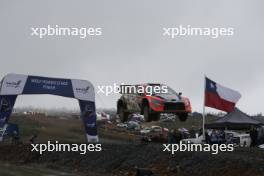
202;75;206;141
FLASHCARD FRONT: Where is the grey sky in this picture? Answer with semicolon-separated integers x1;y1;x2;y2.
0;0;263;114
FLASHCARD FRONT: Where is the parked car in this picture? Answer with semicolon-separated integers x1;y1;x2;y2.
116;123;128;128
225;130;251;147
181;133;203;144
140;127;151;134
141;126;169;143
140;126;163;134
181;130;251;147
117;83;192;122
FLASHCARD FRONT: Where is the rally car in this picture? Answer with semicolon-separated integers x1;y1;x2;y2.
117;83;192;122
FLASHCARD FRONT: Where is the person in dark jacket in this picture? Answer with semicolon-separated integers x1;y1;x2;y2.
210;130;218;144
250;127;258;147
29;134;38;144
11;131;20;145
189;126;196;138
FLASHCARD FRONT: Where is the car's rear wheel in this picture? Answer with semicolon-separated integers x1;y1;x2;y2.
177;113;188;121
118;105;129;122
143;105;152;122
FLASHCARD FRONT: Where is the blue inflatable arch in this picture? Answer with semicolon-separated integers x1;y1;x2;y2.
0;73;98;142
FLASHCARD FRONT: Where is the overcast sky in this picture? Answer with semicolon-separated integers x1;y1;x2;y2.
0;0;263;114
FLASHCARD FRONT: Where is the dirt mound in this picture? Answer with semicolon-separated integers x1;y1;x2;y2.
0;143;263;176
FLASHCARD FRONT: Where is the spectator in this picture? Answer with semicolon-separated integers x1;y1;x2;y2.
226;133;233;144
250;127;258;147
218;130;226;144
168;130;176;144
11;131;20;145
205;131;211;144
173;129;182;143
189;126;196;138
210;129;218;144
29;134;38;144
257;127;264;144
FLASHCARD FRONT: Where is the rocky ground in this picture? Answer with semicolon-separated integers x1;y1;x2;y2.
0;143;263;176
0;114;263;176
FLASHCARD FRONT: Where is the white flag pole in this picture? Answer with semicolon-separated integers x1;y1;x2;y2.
202;75;206;141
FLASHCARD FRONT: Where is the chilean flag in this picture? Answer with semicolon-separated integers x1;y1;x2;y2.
205;77;241;112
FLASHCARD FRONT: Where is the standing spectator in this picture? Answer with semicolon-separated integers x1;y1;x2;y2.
11;131;20;145
218;130;226;144
205;131;211;144
189;126;196;138
257;127;264;144
173;129;182;143
29;134;38;144
250;127;258;147
226;133;233;144
210;129;218;144
168;130;176;144
259;127;264;144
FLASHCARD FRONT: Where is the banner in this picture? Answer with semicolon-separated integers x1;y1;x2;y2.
23;76;74;98
0;73;97;142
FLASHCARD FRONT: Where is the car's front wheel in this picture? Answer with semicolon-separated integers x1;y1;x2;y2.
143;105;152;122
118;105;129;122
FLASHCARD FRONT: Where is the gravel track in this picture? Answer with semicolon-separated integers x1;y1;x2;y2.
0;143;263;176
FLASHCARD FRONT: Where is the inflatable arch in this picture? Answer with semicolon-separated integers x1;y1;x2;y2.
0;73;98;142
